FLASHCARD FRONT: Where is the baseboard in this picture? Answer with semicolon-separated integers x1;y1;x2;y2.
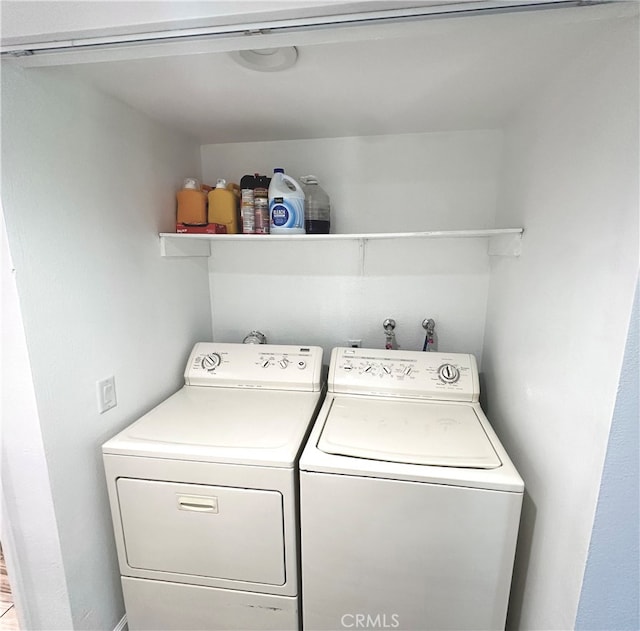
113;614;127;631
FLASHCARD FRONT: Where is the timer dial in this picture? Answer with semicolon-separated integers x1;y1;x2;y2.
438;363;460;384
202;353;222;371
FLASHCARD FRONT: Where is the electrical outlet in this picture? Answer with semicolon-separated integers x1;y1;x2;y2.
348;339;362;348
97;376;117;414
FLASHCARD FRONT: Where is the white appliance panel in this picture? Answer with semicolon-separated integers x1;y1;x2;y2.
185;342;322;391
117;478;285;585
122;577;298;631
318;396;501;468
300;471;522;631
329;347;479;401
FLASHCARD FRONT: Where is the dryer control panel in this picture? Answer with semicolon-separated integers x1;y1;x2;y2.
184;342;323;391
329;347;479;401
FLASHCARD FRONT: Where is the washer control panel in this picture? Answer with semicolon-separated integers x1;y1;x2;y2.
185;343;323;391
330;347;479;401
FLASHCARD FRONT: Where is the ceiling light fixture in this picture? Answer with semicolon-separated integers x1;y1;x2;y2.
230;46;298;72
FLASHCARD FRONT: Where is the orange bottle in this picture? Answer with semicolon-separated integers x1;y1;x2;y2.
176;178;207;225
208;179;239;234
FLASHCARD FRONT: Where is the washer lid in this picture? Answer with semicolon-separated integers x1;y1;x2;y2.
317;397;501;469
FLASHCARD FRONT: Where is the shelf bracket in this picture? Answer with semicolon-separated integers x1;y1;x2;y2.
160;235;211;257
358;238;368;275
488;231;523;257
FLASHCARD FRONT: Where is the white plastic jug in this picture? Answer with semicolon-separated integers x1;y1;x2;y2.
269;169;305;234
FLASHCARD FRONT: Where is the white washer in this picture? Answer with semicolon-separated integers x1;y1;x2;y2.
299;347;524;631
103;342;324;631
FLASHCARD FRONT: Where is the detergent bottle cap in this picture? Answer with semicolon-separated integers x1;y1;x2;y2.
216;178;227;189
273;168;285;174
183;177;200;190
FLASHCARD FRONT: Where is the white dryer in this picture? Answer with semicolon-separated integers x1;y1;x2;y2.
103;342;323;631
299;347;524;631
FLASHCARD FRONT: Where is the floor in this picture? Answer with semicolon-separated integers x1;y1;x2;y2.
0;546;19;630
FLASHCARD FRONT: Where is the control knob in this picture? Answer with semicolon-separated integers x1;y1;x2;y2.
202;353;222;371
438;363;460;384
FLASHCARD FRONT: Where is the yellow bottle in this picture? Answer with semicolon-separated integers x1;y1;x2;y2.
176;178;207;225
208;179;239;234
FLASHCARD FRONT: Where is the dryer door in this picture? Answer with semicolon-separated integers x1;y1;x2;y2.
116;478;285;585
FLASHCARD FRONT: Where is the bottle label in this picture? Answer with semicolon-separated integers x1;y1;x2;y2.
271;205;289;227
255;198;269;233
270;196;304;230
241;206;255;233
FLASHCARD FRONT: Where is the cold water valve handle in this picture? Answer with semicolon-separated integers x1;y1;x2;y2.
383;318;397;350
422;318;436;352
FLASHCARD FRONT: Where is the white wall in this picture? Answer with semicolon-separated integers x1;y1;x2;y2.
1;63;212;630
481;16;639;630
1;209;73;630
201;131;502;356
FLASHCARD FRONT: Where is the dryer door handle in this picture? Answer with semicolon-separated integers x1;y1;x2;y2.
176;494;219;514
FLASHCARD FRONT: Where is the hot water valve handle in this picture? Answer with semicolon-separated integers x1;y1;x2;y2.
383;318;397;350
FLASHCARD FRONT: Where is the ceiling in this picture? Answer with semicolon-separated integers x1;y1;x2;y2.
31;3;633;145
